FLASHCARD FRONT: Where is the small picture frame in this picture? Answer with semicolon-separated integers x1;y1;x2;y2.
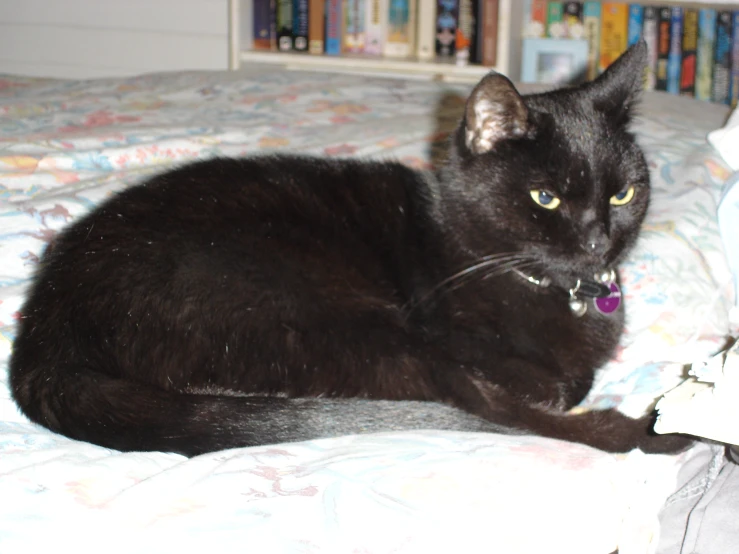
521;38;589;85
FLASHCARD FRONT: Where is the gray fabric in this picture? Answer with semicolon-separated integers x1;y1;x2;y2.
657;442;739;553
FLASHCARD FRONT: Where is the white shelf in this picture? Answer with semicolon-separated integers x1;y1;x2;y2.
231;0;523;83
239;51;494;83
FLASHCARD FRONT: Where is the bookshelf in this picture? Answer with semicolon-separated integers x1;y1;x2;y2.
228;1;738;86
229;0;525;83
521;1;738;105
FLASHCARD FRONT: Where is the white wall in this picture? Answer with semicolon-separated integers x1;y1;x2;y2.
0;0;230;78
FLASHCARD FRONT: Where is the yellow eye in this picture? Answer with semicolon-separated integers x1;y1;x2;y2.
530;190;561;210
610;185;635;206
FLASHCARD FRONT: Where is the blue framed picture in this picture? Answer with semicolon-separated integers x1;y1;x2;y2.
521;38;589;85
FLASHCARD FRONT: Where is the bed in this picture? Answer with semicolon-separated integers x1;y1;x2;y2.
0;66;736;554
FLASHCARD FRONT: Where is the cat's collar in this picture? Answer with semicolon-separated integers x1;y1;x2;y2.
513;269;621;317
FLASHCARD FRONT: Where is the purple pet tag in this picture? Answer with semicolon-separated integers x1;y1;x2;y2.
594;281;621;314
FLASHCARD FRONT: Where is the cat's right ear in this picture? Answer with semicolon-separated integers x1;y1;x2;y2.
462;72;530;155
587;40;647;124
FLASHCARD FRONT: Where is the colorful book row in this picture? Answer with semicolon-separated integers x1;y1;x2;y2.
523;1;739;106
252;0;501;66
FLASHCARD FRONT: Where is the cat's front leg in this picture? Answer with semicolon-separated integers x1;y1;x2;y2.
442;366;693;453
474;358;592;412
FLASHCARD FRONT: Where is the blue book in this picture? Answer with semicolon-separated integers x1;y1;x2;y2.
666;7;683;95
627;4;643;46
696;9;717;101
730;11;739;107
292;0;309;51
324;0;342;55
713;11;733;104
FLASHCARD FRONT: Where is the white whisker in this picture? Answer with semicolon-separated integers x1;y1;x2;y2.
404;253;540;315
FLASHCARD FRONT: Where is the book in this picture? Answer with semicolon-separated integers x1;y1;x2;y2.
456;0;477;65
583;2;601;80
276;0;293;51
642;6;659;90
713;11;733;104
325;0;343;55
344;0;366;53
308;0;325;54
599;3;628;74
292;0;309;51
416;0;436;60
468;0;483;64
627;4;643;47
385;0;415;58
523;0;548;38
546;2;565;39
563;2;584;39
364;0;387;55
253;0;275;50
656;7;671;91
730;11;739;108
695;9;717;101
666;7;683;95
680;8;698;97
480;0;499;66
436;0;458;57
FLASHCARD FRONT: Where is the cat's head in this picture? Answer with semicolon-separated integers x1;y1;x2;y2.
444;41;650;292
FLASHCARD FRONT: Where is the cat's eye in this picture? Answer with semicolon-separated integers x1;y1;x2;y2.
530;190;561;210
610;186;635;206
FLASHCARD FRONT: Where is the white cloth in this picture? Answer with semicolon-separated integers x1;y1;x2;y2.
708;109;739;171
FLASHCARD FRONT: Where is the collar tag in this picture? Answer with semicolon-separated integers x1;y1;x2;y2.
594;281;622;314
568;270;621;317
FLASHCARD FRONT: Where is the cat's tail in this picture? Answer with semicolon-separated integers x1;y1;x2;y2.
10;364;514;456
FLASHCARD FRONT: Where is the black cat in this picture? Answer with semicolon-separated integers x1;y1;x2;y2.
9;42;690;456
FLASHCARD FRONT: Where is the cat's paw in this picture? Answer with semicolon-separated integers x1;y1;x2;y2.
620;413;694;454
636;429;694;454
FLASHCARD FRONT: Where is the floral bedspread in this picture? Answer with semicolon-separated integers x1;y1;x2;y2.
0;69;734;554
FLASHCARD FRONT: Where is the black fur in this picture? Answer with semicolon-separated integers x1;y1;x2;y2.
9;42;690;456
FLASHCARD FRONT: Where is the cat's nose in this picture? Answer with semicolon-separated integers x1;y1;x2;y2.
582;224;609;257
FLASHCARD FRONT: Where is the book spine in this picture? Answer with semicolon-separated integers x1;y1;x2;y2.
384;0;413;58
276;0;293;51
270;0;278;49
436;0;458;57
583;1;601;80
253;0;274;50
456;0;475;65
364;0;387;55
656;7;671;91
695;9;717;101
344;0;366;53
546;2;565;38
325;0;342;55
293;0;309;51
643;6;659;90
666;6;683;95
599;3;628;73
563;2;584;39
730;11;739;108
416;0;436;60
524;0;547;38
308;0;325;53
469;0;482;64
480;0;499;66
680;8;698;97
713;11;733;104
627;4;643;47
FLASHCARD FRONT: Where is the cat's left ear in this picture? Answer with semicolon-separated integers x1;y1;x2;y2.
463;72;529;154
587;40;647;124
